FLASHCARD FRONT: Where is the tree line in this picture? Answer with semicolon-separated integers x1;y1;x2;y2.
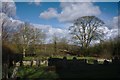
2;16;120;58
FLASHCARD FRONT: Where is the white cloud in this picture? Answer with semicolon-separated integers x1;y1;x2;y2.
40;2;101;22
0;0;14;2
0;12;23;40
111;16;119;29
97;26;110;34
9;18;24;30
1;1;16;17
89;26;118;45
97;26;118;40
0;13;12;30
105;28;118;40
33;24;69;37
40;8;58;19
59;0;120;2
59;2;101;22
33;24;69;43
59;0;93;2
34;0;41;5
0;13;24;32
29;0;41;6
107;16;119;29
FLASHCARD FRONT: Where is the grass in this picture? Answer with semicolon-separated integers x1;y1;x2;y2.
24;55;96;60
23;56;48;61
19;56;111;79
23;57;34;61
16;64;120;79
23;56;100;64
17;66;59;79
13;56;119;79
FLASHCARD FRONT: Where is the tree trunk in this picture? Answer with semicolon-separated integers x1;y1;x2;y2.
23;48;26;57
2;64;8;79
54;41;57;55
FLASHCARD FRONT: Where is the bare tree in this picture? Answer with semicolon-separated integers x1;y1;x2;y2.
57;37;69;50
12;23;46;57
52;33;59;55
1;13;13;42
21;23;34;57
69;16;105;49
1;2;16;78
29;27;46;54
1;2;16;42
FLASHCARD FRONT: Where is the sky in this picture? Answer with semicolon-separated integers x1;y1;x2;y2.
15;2;63;28
15;2;118;29
1;0;120;2
1;0;119;44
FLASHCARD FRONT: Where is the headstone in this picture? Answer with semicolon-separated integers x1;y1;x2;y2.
36;59;40;67
32;60;37;66
62;57;67;68
112;56;120;65
20;60;23;66
73;57;77;67
31;60;33;66
16;62;20;67
94;60;98;64
103;60;109;65
48;57;52;66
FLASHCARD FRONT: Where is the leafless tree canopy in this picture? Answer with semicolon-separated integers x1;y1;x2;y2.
69;16;105;48
12;22;46;57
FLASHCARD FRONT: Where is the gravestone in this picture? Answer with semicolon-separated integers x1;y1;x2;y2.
112;56;120;65
103;60;109;65
94;59;98;65
36;59;40;67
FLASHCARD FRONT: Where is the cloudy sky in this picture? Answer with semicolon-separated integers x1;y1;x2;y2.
1;0;119;43
15;2;118;28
